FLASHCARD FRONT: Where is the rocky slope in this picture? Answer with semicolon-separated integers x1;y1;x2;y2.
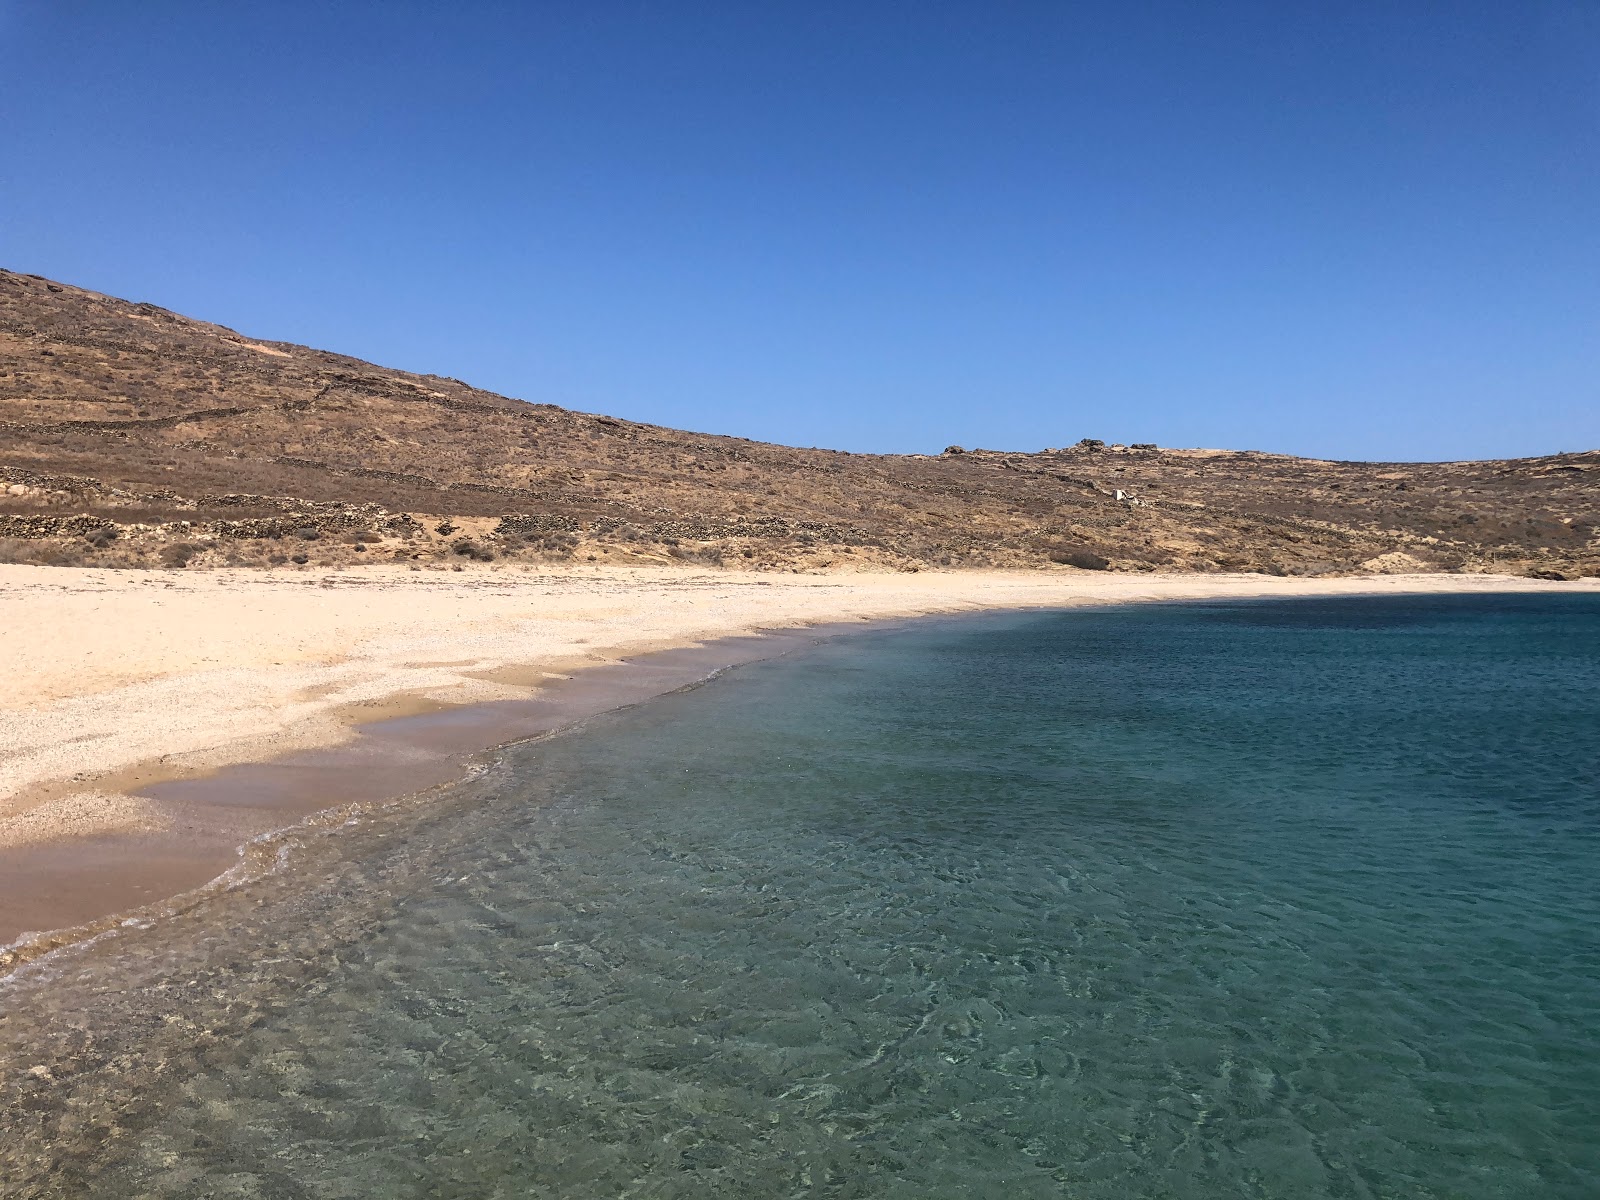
2;268;1595;577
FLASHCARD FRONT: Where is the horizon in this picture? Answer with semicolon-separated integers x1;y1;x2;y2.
4;2;1597;462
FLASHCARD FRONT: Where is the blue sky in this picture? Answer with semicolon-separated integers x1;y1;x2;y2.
3;2;1596;460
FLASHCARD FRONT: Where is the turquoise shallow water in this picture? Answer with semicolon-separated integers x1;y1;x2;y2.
3;594;1599;1198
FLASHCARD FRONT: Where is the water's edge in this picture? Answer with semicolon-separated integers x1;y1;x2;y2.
0;615;931;972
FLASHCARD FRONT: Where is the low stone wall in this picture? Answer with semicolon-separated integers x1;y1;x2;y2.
0;513;112;538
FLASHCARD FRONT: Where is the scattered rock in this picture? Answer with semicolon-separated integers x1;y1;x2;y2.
494;513;580;538
1357;551;1436;574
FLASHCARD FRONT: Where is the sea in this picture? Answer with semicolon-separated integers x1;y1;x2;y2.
2;593;1597;1198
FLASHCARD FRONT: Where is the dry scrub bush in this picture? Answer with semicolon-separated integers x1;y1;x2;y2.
160;542;202;568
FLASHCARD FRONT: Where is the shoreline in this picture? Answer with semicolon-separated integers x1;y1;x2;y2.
3;562;1596;955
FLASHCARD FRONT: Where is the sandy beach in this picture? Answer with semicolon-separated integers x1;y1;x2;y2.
2;562;1595;952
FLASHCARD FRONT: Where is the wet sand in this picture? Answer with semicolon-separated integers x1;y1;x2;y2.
2;562;1594;956
0;629;852;952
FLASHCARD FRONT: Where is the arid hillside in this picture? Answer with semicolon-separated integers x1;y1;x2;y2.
2;268;1595;577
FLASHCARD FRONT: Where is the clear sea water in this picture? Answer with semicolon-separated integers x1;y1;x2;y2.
3;594;1599;1198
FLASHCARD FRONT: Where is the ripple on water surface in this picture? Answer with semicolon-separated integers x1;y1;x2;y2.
2;594;1598;1198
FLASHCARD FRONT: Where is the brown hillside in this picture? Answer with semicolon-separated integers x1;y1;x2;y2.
1;267;1595;577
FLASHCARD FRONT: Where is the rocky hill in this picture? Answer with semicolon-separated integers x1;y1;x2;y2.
2;267;1595;577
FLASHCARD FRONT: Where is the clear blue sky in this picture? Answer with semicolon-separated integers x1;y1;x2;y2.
3;2;1596;461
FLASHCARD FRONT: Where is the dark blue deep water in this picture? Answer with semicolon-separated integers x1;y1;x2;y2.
3;594;1599;1198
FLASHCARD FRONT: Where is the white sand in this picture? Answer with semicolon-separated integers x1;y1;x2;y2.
3;562;1594;847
